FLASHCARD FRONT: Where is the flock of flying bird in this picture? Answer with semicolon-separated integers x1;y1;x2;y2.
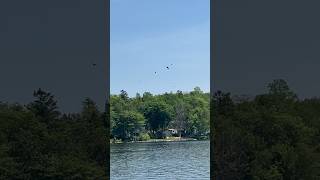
90;62;175;94
91;62;174;75
154;63;173;75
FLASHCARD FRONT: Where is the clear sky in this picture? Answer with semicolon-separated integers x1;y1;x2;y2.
110;0;210;97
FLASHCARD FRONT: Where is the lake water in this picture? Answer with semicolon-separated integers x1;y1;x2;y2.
111;140;210;180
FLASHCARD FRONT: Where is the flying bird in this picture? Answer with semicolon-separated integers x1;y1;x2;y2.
166;66;169;70
92;63;97;66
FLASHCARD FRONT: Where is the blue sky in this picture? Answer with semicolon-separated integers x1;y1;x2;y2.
111;0;210;97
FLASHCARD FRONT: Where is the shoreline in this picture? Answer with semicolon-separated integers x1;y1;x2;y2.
110;137;208;144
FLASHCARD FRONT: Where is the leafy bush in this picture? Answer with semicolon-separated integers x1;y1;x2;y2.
138;133;150;141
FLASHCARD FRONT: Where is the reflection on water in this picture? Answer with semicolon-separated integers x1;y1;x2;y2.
111;140;210;180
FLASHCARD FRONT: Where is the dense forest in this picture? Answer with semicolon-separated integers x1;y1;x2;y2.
213;79;320;179
2;79;320;179
0;89;108;179
110;87;210;141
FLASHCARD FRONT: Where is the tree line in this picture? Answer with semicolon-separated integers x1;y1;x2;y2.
213;79;320;179
0;89;108;179
110;87;210;141
3;79;319;179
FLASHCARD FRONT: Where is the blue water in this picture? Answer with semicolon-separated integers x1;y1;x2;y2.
111;140;210;180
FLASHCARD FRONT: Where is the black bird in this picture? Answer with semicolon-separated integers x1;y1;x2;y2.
166;66;169;69
155;72;157;74
92;63;97;66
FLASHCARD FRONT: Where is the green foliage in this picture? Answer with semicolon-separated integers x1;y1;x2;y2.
213;79;320;179
112;110;145;140
138;133;151;141
143;100;173;133
0;91;107;179
110;88;210;140
27;88;60;122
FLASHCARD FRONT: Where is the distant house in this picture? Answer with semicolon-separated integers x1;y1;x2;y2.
167;129;178;134
163;128;178;138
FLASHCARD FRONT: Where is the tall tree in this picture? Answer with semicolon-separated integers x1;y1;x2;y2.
171;101;187;137
27;88;60;124
143;101;172;134
112;111;145;140
120;90;129;101
80;98;107;167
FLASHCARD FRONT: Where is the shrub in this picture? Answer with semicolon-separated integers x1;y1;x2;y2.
138;133;150;141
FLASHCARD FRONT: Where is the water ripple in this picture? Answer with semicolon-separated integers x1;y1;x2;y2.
111;141;210;180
